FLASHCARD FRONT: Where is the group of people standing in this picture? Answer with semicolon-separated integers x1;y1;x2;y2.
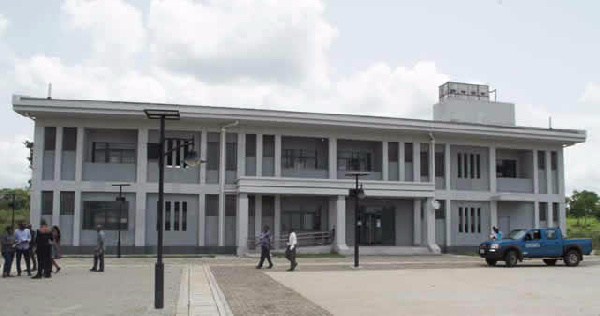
1;220;61;278
255;225;298;272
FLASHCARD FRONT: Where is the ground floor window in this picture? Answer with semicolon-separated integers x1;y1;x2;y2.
83;201;128;230
282;211;321;232
158;201;188;231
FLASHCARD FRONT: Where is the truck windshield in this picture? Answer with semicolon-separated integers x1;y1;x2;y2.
508;229;527;240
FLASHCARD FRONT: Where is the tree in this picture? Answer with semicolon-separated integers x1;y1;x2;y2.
24;140;33;188
567;190;600;227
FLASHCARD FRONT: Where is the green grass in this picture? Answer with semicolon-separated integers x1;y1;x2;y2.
567;216;600;251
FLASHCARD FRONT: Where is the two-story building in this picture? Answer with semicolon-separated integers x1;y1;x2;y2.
13;82;586;255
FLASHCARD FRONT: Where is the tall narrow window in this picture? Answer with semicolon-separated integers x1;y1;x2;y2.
476;154;481;179
42;191;53;215
166;139;173;166
471;207;475;233
464;206;469;232
458;154;462;178
477;208;481;233
165;201;171;231
463;154;468;179
182;202;188;231
470;154;475;179
458;207;463;232
538;151;546;170
405;143;413;162
174;201;180;231
551;152;557;171
60;191;75;215
44;127;56;150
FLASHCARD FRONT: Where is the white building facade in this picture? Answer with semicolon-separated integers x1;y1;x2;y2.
13;82;586;255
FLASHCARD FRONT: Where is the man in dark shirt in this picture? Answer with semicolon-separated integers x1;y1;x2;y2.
32;220;53;279
256;225;273;269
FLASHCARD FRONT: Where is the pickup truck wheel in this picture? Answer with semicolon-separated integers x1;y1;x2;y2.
486;259;497;267
505;250;518;267
564;249;581;267
543;259;557;266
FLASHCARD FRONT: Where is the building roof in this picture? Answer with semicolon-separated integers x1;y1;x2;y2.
12;95;586;144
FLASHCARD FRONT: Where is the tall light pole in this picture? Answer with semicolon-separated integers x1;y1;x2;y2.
346;170;368;268
144;109;203;309
112;184;130;258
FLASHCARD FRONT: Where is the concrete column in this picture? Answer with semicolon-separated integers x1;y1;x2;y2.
75;127;84;182
557;148;565;196
200;129;207;184
134;191;146;246
275;134;282;177
236;193;249;256
30;124;44;228
546;150;552;195
425;197;440;253
254;195;262;239
559;202;567;235
382;141;389;181
399;142;405;181
445;143;451;190
534;201;540;228
274;195;281;248
136;128;148;183
73;189;82;246
256;133;263;176
413;199;422;245
237;133;246;178
335;195;348;253
198;194;206;246
547;201;554;228
218;131;226;246
445;199;451;247
489;146;496;192
533;150;539;194
54;126;63;181
490;200;498;232
329;137;337;179
52;190;60;226
413;142;421;182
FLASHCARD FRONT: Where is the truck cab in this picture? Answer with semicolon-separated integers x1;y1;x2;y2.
479;228;593;267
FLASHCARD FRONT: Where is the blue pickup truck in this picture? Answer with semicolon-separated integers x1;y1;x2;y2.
479;228;593;267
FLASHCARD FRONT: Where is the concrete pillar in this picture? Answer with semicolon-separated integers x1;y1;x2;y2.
75;127;84;182
254;195;262;240
237;133;246;179
445;143;451;190
198;194;206;246
546;150;552;196
218;130;226;246
425;197;440;253
329;137;337;179
54;126;63;181
134;191;146;246
73;189;82;246
445;199;451;247
399;141;405;181
52;190;60;227
236;193;249;256
547;201;554;228
200;129;207;184
490;200;498;232
533;150;539;194
275;134;282;177
136;128;148;183
335;195;348;253
274;195;281;248
489;146;496;192
557;148;565;196
413;199;422;245
559;202;567;235
534;201;540;228
382;141;389;181
30;124;44;228
256;133;263;176
413;142;421;182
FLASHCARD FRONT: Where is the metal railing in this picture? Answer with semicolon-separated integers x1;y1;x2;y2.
247;230;333;251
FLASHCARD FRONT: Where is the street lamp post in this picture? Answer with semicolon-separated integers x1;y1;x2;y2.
346;171;368;268
144;109;204;309
112;184;130;258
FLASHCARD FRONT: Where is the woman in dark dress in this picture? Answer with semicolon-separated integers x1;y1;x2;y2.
51;226;61;273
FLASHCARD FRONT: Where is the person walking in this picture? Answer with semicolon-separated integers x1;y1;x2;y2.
27;224;37;271
2;226;16;278
14;222;32;276
32;220;53;279
51;226;61;273
285;229;298;272
90;225;105;272
256;225;273;269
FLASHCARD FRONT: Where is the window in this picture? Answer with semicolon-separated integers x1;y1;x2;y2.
263;135;275;157
538;151;546;170
463;154;468;178
83;201;128;230
458;154;462;178
282;211;321;231
174;202;180;231
182;202;187;231
539;202;547;221
476;154;481;179
60;191;75;215
435;151;444;177
388;142;398;162
62;127;77;151
225;195;236;216
226;139;237;171
458;152;481;179
420;145;429;177
471;207;475;233
553;203;559;224
283;149;318;169
477;208;481;233
207;137;220;171
338;150;373;171
551;151;558;171
470;154;475;179
405;143;413;163
165;201;171;231
546;230;557;240
92;142;136;164
496;159;517;178
435;201;445;219
246;134;256;157
44;127;56;150
458;207;463;232
206;195;219;216
527;230;541;240
42;191;53;215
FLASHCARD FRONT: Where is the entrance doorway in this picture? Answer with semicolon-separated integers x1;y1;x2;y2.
358;206;395;245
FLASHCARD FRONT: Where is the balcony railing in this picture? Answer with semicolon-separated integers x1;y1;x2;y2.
247;230;333;251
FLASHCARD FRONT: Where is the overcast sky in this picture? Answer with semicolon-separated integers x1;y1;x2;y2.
0;0;598;194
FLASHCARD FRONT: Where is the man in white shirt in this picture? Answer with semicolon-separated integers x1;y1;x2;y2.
286;229;298;271
14;222;32;276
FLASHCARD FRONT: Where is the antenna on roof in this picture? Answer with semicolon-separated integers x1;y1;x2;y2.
549;116;553;129
47;83;52;99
